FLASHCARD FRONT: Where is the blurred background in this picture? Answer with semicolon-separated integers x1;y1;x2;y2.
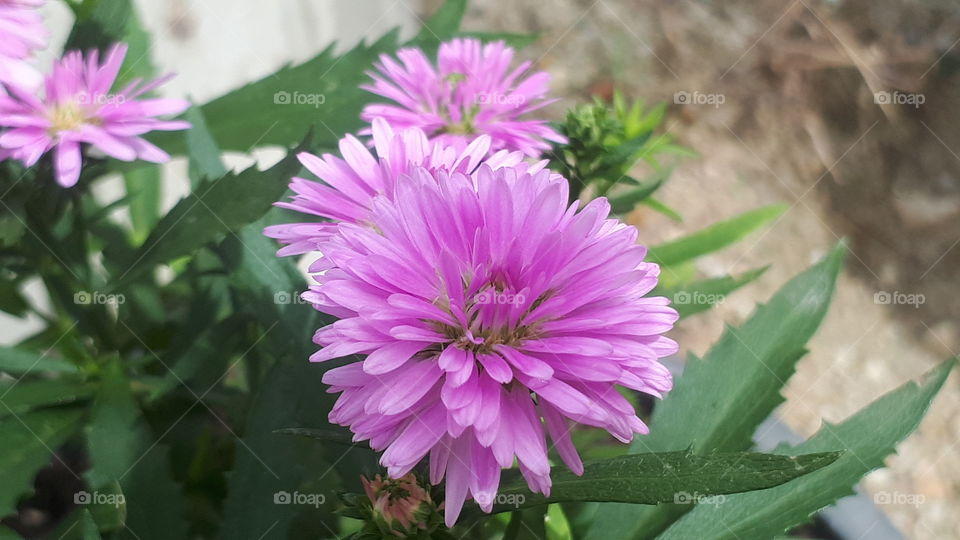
4;0;959;537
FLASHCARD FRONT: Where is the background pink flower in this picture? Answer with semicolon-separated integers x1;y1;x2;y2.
0;0;46;89
310;164;677;526
0;43;189;187
361;38;566;157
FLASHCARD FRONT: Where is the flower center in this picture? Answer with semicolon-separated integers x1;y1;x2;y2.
433;282;547;355
47;101;96;134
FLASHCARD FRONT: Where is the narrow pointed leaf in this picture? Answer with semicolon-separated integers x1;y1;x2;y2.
647;205;786;267
659;360;954;539
490;451;840;512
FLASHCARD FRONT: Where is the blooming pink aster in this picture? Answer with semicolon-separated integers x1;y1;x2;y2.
0;43;190;187
264;117;540;256
361;38;566;157
0;0;46;89
311;165;677;526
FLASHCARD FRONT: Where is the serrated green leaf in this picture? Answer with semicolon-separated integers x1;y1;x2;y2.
85;359;146;488
80;509;102;540
114;143;304;287
0;408;84;517
488;451;839;512
117;446;189;540
0;379;96;417
659;359;954;539
0;347;78;374
152;31;401;155
585;244;845;540
655;266;768;319
217;225;346;540
647;205;785;267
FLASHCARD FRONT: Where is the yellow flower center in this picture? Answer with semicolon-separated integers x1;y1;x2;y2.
48;101;96;134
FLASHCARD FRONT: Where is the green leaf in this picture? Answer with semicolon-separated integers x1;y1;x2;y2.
647;205;786;266
152;31;401;155
658;359;955;539
65;0;156;86
606;172;668;215
411;0;467;49
117;446;189;540
460;31;539;49
80;510;102;540
504;508;547;540
217;225;346;540
85;359;146;488
655;267;768;319
0;408;85;517
184;106;228;188
0;347;78;374
114;143;305;287
0;379;96;417
0;279;29;317
274;427;366;449
585;243;845;539
641;197;682;222
123;166;162;245
490;451;839;511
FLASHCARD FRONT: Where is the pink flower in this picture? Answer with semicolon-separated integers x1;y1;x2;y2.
264;117;541;256
311;165;677;526
0;0;46;89
361;38;566;157
0;43;190;187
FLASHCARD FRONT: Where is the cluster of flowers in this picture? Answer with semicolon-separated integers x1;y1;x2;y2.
0;0;189;187
268;38;679;526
